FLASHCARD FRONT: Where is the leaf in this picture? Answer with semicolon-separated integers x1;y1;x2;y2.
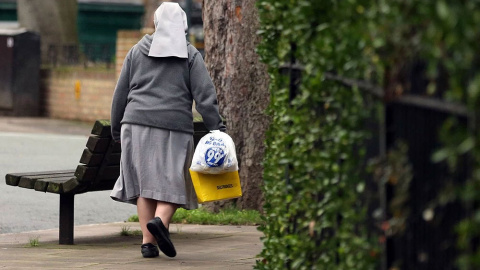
431;148;449;163
457;137;474;154
278;158;290;165
316;23;329;32
356;182;365;193
436;1;449;20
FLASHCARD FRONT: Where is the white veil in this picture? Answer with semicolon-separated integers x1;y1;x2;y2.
148;2;188;58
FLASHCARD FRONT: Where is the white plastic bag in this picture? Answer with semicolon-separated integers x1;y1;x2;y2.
190;130;238;174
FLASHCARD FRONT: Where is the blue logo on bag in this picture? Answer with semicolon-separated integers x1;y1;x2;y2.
205;147;226;167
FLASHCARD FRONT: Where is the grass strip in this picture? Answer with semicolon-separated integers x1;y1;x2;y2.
127;207;262;226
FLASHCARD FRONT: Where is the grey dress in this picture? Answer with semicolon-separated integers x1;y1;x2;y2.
110;123;198;210
109;36;225;210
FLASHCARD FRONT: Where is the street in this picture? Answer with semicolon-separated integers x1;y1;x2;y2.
0;131;136;234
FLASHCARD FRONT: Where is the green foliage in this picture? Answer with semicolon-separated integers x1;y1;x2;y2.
120;226;142;236
369;142;413;244
388;1;480;269
127;207;262;226
256;1;379;269
257;0;480;268
127;215;139;222
28;236;40;247
366;1;480;268
171;207;262;225
371;0;480;104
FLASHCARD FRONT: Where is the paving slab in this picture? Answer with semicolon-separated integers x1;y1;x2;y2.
0;117;263;269
0;222;263;269
0;117;137;234
0;117;93;136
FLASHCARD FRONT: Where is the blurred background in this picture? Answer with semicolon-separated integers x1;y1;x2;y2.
0;0;203;120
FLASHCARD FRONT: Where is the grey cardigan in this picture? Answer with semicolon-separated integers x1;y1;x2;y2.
110;35;226;142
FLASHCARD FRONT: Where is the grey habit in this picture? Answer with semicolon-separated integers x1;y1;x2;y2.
110;124;198;210
109;3;224;210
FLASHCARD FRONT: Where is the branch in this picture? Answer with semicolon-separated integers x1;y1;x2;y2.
323;72;468;116
324;72;384;99
394;95;468;117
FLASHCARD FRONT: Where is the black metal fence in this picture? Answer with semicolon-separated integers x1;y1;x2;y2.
45;43;114;69
323;69;470;269
385;98;469;270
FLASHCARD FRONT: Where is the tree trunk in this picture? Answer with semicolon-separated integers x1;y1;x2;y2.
17;0;78;63
202;0;270;211
142;0;158;29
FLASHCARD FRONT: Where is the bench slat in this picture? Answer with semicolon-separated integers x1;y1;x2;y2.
46;180;66;194
34;176;77;192
79;149;103;166
75;165;96;181
22;172;74;181
18;172;75;190
112;141;121;153
193;121;209;132
91;120;111;137
79;148;120;166
6;170;75;186
74;165;120;183
18;178;36;189
89;179;117;191
86;136;110;153
106;152;121;165
62;178;89;193
44;177;88;194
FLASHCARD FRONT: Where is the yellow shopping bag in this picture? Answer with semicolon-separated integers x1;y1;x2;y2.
189;169;242;203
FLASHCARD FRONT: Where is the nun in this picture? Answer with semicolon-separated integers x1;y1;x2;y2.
109;2;226;258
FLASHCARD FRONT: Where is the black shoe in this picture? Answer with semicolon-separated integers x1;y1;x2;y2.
147;217;177;257
141;243;159;258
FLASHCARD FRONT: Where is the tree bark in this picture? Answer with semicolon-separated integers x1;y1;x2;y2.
17;0;78;62
203;0;270;211
142;0;158;29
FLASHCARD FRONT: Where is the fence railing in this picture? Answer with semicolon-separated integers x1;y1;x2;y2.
325;72;470;269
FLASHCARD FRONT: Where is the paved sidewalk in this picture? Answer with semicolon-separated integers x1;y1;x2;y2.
0;116;93;136
0;116;263;269
0;222;262;269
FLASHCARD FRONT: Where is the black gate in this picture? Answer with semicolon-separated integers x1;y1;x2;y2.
385;98;469;269
324;71;471;269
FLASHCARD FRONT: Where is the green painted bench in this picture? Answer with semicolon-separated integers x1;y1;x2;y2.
5;119;210;244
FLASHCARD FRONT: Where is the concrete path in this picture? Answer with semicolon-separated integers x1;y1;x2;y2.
0;222;262;269
0;117;93;136
0;117;263;269
0;117;136;234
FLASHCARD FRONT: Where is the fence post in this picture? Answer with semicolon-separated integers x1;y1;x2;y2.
278;42;304;269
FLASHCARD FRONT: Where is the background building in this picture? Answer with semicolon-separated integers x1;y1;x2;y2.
0;0;144;63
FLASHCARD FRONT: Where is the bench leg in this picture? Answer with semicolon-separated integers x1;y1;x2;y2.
59;194;75;245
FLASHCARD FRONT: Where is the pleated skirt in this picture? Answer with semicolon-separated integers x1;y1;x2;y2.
110;123;198;210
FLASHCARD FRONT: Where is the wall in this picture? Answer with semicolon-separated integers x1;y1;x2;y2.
41;68;116;122
115;30;144;79
41;29;199;122
41;30;143;122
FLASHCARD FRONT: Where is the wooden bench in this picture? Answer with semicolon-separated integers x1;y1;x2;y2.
5;119;210;244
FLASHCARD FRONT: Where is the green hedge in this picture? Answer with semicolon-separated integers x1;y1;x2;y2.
255;1;378;269
256;0;480;269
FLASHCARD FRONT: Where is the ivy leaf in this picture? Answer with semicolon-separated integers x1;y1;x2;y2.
316;23;329;32
431;148;450;163
278;158;290;165
356;182;365;193
457;137;474;154
436;1;450;20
